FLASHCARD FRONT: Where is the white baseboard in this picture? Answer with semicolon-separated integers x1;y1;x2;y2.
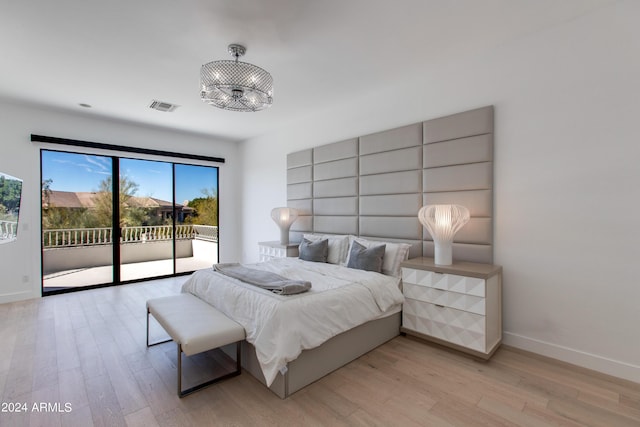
503;331;640;384
0;290;38;304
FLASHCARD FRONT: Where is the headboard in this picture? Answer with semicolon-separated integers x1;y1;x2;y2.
286;106;494;264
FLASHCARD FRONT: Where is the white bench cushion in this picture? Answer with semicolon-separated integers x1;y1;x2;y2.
147;293;245;356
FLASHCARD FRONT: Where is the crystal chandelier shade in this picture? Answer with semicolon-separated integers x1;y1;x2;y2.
200;44;273;112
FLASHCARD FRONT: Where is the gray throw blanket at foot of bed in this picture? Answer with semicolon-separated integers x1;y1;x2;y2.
213;263;312;295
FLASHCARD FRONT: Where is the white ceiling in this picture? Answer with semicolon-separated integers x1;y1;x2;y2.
0;0;611;142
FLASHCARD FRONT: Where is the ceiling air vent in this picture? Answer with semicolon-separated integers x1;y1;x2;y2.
149;100;179;112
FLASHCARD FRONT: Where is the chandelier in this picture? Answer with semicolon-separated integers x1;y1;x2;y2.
200;44;273;112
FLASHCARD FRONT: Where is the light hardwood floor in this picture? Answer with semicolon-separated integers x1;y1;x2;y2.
1;277;638;427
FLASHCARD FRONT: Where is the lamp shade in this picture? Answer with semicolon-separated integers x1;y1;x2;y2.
418;204;470;265
200;44;273;112
270;207;298;245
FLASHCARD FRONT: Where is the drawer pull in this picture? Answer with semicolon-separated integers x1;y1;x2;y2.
435;304;445;308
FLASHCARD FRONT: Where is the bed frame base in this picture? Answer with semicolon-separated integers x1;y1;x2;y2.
226;312;401;399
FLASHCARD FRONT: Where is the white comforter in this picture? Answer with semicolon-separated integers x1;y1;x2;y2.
181;258;404;386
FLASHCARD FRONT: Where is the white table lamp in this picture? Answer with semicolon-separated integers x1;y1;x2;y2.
418;204;470;265
270;207;298;245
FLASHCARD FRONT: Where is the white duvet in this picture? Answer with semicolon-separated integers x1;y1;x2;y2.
181;257;404;386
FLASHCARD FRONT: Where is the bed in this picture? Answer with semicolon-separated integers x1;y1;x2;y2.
181;235;409;398
180;106;496;397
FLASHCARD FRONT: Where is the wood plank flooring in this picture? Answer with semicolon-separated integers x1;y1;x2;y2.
0;277;638;427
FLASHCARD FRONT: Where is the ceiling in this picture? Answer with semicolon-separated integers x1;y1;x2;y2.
0;0;611;142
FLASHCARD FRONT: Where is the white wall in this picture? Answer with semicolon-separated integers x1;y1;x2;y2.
0;100;241;303
240;1;640;382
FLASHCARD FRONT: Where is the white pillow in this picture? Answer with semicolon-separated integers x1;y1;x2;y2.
303;234;350;265
346;237;411;277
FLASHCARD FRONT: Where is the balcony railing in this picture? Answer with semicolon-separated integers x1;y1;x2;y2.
42;224;218;248
0;220;18;241
193;224;219;242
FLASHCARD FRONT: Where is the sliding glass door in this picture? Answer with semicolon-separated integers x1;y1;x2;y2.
41;149;219;295
175;164;219;273
41;151;114;291
119;158;174;281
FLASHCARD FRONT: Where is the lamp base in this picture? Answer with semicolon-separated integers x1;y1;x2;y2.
279;228;290;246
434;241;453;265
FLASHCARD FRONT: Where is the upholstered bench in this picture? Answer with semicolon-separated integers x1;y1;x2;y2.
146;293;245;397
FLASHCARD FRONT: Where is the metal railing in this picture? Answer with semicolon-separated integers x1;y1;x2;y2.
42;224;218;248
0;220;18;241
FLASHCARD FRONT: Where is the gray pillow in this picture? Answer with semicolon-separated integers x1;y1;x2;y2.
298;238;329;263
346;241;386;273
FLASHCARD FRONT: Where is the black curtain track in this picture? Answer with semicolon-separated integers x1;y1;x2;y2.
31;134;225;164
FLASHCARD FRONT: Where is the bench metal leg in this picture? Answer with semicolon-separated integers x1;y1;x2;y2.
177;341;242;398
146;308;172;347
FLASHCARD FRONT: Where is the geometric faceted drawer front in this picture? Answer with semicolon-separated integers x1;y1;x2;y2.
400;258;502;360
259;246;287;258
402;269;485;297
403;299;486;352
403;282;485;315
258;241;299;262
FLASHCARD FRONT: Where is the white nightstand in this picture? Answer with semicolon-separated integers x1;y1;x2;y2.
400;257;502;360
258;241;299;262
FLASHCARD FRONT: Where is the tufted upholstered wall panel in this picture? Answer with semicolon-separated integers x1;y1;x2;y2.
422;106;494;263
286;149;314;235
287;106;494;264
311;139;359;235
358;123;423;259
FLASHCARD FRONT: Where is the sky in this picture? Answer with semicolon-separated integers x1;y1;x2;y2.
42;151;218;203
